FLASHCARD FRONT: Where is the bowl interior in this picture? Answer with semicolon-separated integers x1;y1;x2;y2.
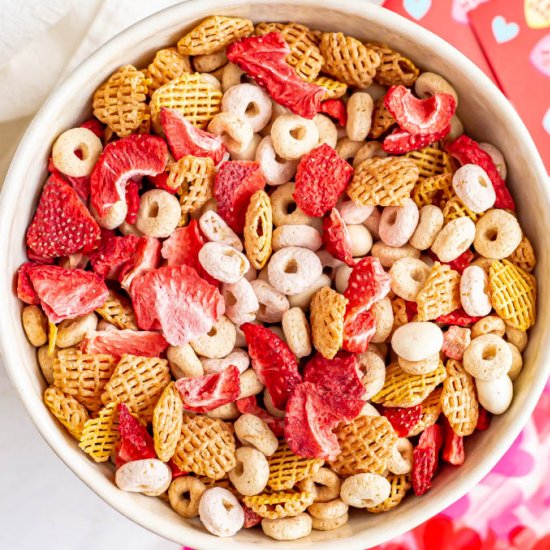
1;1;549;549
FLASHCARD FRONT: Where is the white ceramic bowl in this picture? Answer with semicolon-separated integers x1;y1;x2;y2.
1;1;548;548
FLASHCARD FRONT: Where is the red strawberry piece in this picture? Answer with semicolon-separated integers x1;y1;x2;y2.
430;249;474;275
47;157;90;203
383;125;451;154
382;405;422;437
322;208;355;266
214;161;266;233
160;108;227;164
476;407;492;431
235;396;285;437
20;263;108;323
26;248;56;265
319;99;347;126
226;32;325;119
26;173;101;259
384;85;456;135
294;144;354;217
284;381;341;461
344;256;391;318
130;265;224;345
81;330;168;359
80;118;105;139
445;135;514;210
436;309;482;326
17;263;40;304
125;180;140;224
442;325;471;361
405;300;418;321
168;459;188;478
242;505;262;528
90;134;168;216
441;419;465;466
119;236;161;292
175;365;240;413
116;403;156;468
303;352;365;421
412;424;443;496
89;232;140;280
342;308;376;353
241;322;301;410
147;171;178;194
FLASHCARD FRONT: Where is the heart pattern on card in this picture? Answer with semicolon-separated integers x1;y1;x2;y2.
492;15;520;43
403;0;432;21
543;108;550;135
451;0;490;25
524;0;550;29
530;34;550;76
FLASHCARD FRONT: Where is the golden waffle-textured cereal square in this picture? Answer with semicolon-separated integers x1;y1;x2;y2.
244;190;273;270
368;96;396;139
254;22;286;35
442;196;483;224
96;290;138;330
416;262;461;321
407;387;443;437
405;146;455;181
281;23;324;82
147;47;192;91
508;235;537;273
411;173;454;208
44;385;90;439
368;473;411;513
78;402;119;462
366;43;419;87
153;382;184;462
310;286;347;360
312;75;348;100
243;489;315;519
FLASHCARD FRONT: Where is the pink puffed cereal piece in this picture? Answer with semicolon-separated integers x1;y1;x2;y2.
442;325;471;361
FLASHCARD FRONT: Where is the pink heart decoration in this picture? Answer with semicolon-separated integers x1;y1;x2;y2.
530;34;550;77
451;0;490;25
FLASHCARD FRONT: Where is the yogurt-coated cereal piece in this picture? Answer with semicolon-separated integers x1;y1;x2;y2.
479;142;507;180
346;92;374;141
250;279;289;322
271;114;319;160
507;343;523;381
409;205;444;250
136;190;180;238
201;348;250;374
474;209;522;259
229;447;270;496
52;127;103;177
389;257;431;302
22;305;48;347
261;514;312;541
222;278;259;325
314;114;338;148
272;224;322;251
463;334;512;381
199;487;244;537
371;242;420;268
208;112;254;155
337;198;374;225
452;164;496;213
471;315;506;340
255;136;298;186
364;206;381;240
340;473;391;508
431;217;476;262
271;182;317;227
335;264;353;294
115;458;172;496
379;199;419;247
268;247;323;295
288;274;331;310
414;72;458;103
370;297;394;344
347;224;373;257
388;438;414;475
357;350;386;399
391;322;444;362
190;315;236;359
230;133;262;161
199;210;243;250
221;83;272;132
460;265;492;317
476;374;513;415
199;242;250;283
282;307;312;358
308;498;348;520
93;200;128;230
56;313;98;348
238;368;264;398
235;413;279;456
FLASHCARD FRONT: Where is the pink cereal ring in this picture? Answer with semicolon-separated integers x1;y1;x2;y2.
255;136;298;186
221;83;273;133
272;224;322;251
452;164;496;213
379;199;419;247
460;265;492;317
222;277;260;326
337;198;374;225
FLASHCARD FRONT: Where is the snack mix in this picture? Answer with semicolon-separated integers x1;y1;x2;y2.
18;15;537;541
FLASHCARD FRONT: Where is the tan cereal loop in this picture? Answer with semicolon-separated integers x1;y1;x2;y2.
92;65;148;137
244;190;273;270
407;387;443;437
368;97;396;139
405;146;455;181
172;414;236;480
416;262;461;321
371;361;447;408
153;382;184;462
366;43;419;87
177;16;254;55
243;489;315;519
78;402;119;462
411;173;454;209
95;290;138;330
312;76;348;100
147;47;192;91
347;157;419;207
101;354;171;422
280;23;324;81
43;385;90;439
330;415;397;477
509;235;537;273
150;73;222;128
442;196;483;224
53;348;117;412
320;32;381;88
489;259;536;331
442;360;479;437
310;286;347;360
368;473;411;513
267;441;324;491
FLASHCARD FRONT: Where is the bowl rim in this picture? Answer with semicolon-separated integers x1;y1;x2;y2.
1;1;549;548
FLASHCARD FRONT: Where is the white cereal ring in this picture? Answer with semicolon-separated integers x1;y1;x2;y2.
92;200;128;230
389;257;431;302
255;136;298;186
460;265;492;317
452;164;496;213
56;313;98;348
347;224;373;257
136;190;180;238
346;92;374;141
414;72;458;103
270;182;317;227
208;112;254;155
409;205;444;251
272;224;322;251
288;274;332;311
379;198;419;248
314;114;338;148
190;315;236;359
340;473;391;508
234;413;279;456
221;83;272;132
282;307;312;358
250;279;290;322
230;133;262;161
337;198;374;225
475;374;513;415
312;468;342;503
168;476;206;518
371;297;394;344
431;217;476;262
308;498;348;520
471;315;506;339
228;447;270;496
356;350;386;399
392;322;444;362
199;487;245;537
388;438;414;475
371;242;420;268
199;210;243;251
267;246;323;295
238;368;264;399
463;334;512;381
201;348;250;374
473;209;522;260
52;127;103;177
222;277;259;326
115;458;172;496
262;514;312;541
271;114;319;160
199;242;250;283
479;142;507;180
167;343;204;379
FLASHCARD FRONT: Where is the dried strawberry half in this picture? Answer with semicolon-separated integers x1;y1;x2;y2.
116;403;156;468
294;144;354;217
476;407;492;431
342;308;376;353
242;505;262;529
17;263;40;305
441;418;465;466
47;157;90;203
175;365;240;413
26;173;101;259
89;232;140;280
382;125;451;154
125;180;140;224
130;264;224;345
147;171;176;194
214;161;266;233
119;236;161;292
236;396;285;437
81;330;168;359
241;322;301;411
383;405;422;437
436;309;482;327
80;118;105;139
160;108;226;164
319;99;347;127
322;208;355;266
429;249;474;275
90;134;168;216
18;262;108;323
412;424;443;496
226;32;325;119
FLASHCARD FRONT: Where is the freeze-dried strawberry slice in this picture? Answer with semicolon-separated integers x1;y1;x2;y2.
430;249;474;275
226;32;325;119
168;460;188;478
147;171;177;194
383;126;451;154
89;232;140;280
294;144;354;217
322;208;355;266
241;322;301;411
175;365;240;413
160;108;226;164
18;263;108;323
405;300;418;321
81;330;168;358
284;382;341;461
90;134;168;216
412;424;443;496
436;309;482;326
303;352;365;421
441;419;465;466
243;505;262;528
319;99;347;126
384;85;456;135
383;405;422;437
446;135;514;210
119;236;161;292
116;403;156;468
214;161;266;233
342;308;376;353
236;396;285;437
130;265;224;345
26;173;101;259
80;117;105;139
125;180;140;224
476;407;492;431
344;256;391;317
47;157;90;203
17;263;40;305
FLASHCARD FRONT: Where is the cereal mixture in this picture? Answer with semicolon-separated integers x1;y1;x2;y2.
18;15;537;541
